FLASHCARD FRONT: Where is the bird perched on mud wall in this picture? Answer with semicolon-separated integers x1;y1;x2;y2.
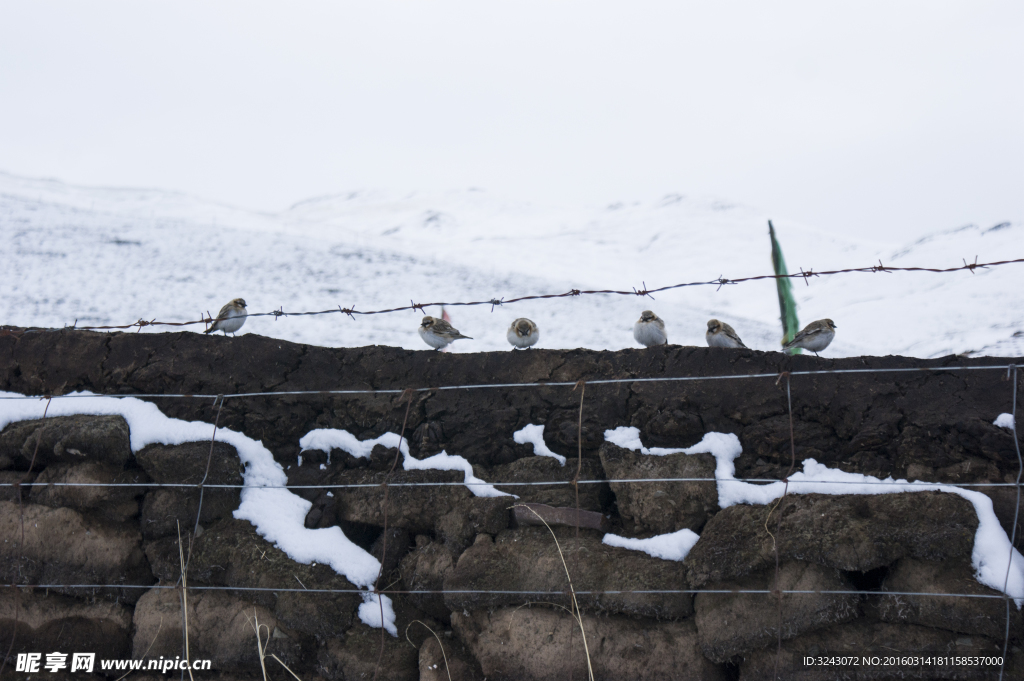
419;316;472;350
706;319;747;348
784;319;837;356
633;310;667;347
205;298;247;336
507;318;539;349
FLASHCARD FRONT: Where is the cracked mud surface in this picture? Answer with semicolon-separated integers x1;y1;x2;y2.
2;328;1019;482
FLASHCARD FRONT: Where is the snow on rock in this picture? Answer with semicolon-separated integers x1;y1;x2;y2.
300;429;405;462
299;428;513;498
0;392;395;635
603;528;701;562
512;424;566;465
358;592;397;637
603;425;692;456
606;426;1024;606
994;413;1017;430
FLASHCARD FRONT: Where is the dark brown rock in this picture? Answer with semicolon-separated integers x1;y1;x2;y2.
400;537;459;622
29;462;146;522
184;518;361;640
0;500;151;604
436;495;511;552
313;466;473;535
686;492;979;586
319;624;418;681
371;526;412;578
143;535;183;583
742;416;842;471
132;588;302;673
487;455;606;510
0;414;131;470
694;561;859;663
629;395;708;448
419;635;486;681
140;486;240;540
896;419;1023;477
871;557;1024;640
452;607;728;681
444;526;692;619
135;441;244;485
600;441;718;533
0;589;133;662
0;469;34;502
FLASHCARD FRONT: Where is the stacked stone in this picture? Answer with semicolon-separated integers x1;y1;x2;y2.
1;329;1023;679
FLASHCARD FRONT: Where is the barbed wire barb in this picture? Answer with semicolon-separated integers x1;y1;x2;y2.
798;267;816;286
633;281;655;300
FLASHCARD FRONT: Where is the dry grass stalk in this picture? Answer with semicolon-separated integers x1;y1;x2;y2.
267;653;304;681
511;503;595;681
176;522;196;681
246;611;305;681
405;620;452;681
247;611;271;681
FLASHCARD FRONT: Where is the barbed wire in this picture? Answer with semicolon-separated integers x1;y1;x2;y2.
23;255;1023;333
0;363;1016;401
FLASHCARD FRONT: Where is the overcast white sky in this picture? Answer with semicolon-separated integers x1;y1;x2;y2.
1;1;1021;241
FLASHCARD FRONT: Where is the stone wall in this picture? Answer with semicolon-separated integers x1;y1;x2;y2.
0;327;1022;679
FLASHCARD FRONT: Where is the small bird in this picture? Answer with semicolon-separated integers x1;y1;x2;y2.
507;318;539;349
633;310;668;347
418;316;472;350
205;298;247;336
784;319;837;356
706;319;747;348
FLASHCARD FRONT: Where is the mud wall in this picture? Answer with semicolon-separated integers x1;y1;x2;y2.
0;328;1022;680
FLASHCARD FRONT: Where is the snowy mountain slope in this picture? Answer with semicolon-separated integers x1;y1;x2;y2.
1;171;1021;357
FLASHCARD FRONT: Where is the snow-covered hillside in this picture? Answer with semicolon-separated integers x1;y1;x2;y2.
2;171;1021;358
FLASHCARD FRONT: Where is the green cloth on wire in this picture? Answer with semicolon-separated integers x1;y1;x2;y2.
769;221;801;353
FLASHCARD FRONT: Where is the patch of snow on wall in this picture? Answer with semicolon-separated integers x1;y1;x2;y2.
358;592;397;637
994;413;1016;430
300;429;402;462
604;425;692;456
603;528;700;562
299;428;513;498
512;424;566;465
